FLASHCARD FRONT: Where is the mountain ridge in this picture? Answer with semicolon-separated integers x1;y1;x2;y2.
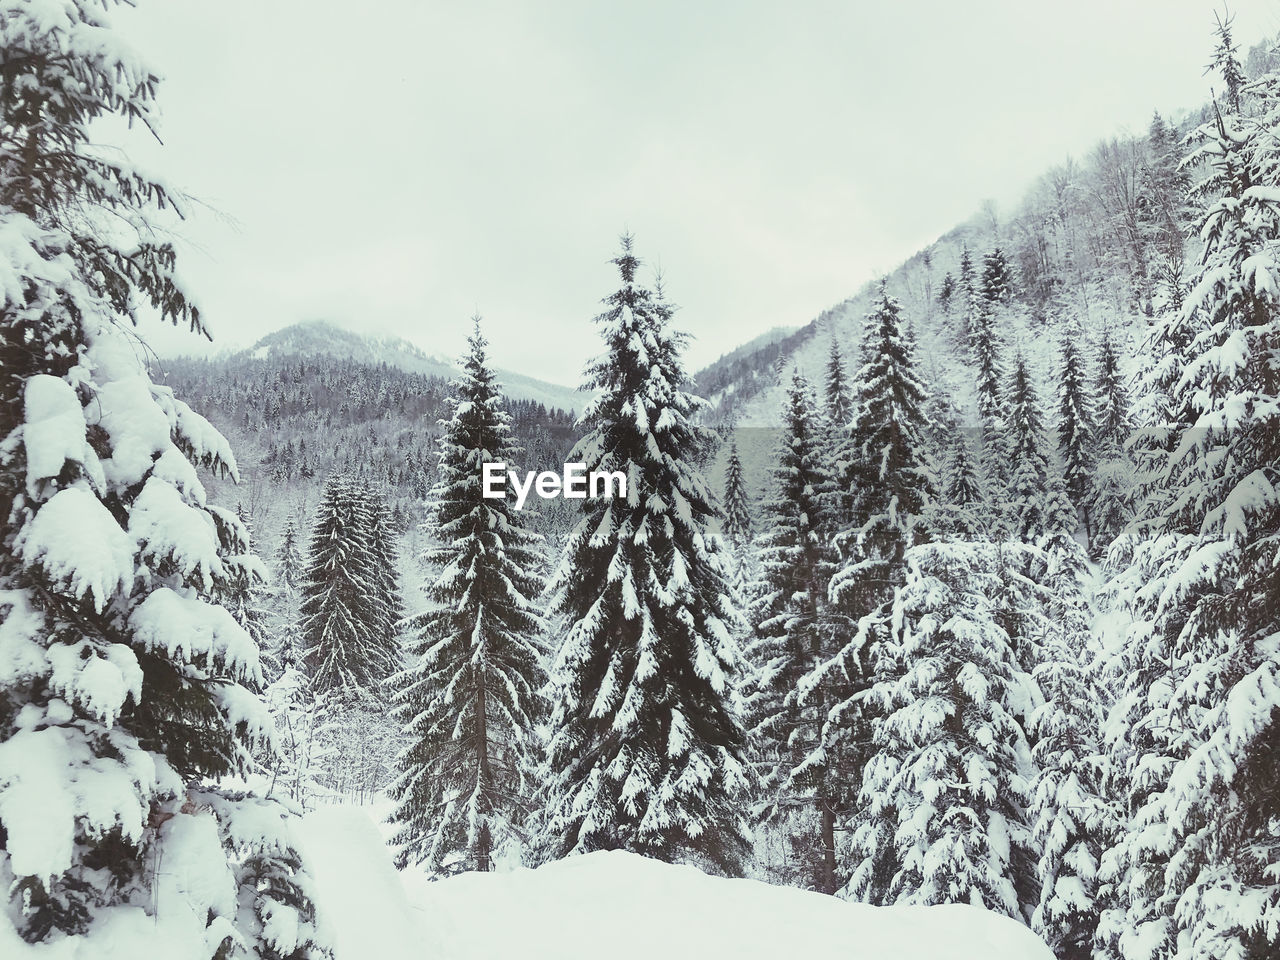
228;319;593;416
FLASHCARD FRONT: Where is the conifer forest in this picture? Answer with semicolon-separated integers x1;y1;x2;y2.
3;3;1280;959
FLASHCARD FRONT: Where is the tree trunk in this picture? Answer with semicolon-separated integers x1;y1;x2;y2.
820;797;836;895
474;659;492;872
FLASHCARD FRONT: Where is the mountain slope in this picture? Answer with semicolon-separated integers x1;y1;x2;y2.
238;319;592;415
685;33;1277;430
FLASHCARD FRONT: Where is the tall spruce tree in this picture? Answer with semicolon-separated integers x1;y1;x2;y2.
300;476;395;700
980;247;1015;305
1027;489;1110;959
972;291;1003;435
822;285;933;894
0;3;328;954
1004;356;1051;541
830;284;933;611
931;430;988;539
389;321;547;874
1088;329;1136;555
541;237;751;873
1056;326;1095;535
273;513;307;670
361;481;405;672
747;369;844;892
1099;36;1280;960
824;337;853;427
722;439;753;550
958;244;980;347
1093;329;1131;455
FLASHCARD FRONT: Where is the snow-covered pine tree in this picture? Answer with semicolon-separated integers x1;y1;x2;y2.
1100;34;1280;960
980;247;1015;306
0;4;328;954
747;369;844;891
1208;9;1246;114
958;244;980;347
824;337;853;428
1055;326;1095;538
300;475;394;700
1092;328;1131;456
829;283;933;610
273;513;307;670
1141;111;1191;275
930;429;988;540
844;541;1036;916
541;237;751;873
1004;355;1051;541
722;439;753;550
1027;488;1111;959
821;284;934;894
360;480;405;676
969;280;1006;483
1088;329;1136;555
388;320;547;875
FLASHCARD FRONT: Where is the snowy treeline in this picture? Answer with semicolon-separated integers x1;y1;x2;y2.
5;4;1280;960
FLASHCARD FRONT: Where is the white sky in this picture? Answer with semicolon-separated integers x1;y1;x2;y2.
116;0;1280;386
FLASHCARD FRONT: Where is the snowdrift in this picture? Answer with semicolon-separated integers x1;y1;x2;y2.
2;804;1052;958
300;806;1054;960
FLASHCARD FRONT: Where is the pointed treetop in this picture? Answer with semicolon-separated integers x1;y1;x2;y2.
1207;9;1245;114
614;232;640;283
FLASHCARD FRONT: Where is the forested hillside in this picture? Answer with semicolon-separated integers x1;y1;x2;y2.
5;3;1280;960
693;35;1280;434
156;342;581;541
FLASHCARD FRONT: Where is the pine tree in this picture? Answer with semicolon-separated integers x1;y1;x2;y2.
0;4;328;953
980;247;1015;305
1207;10;1246;114
959;244;982;347
1093;329;1130;454
844;542;1035;916
820;286;933;893
830;284;933;611
361;481;405;673
747;369;844;891
541;237;751;873
1027;488;1110;959
1088;329;1135;554
938;272;957;312
824;337;853;428
273;514;307;670
722;439;753;550
1056;327;1095;536
1004;356;1051;541
389;321;547;874
300;475;395;700
1099;35;1280;960
931;430;988;539
970;291;1005;446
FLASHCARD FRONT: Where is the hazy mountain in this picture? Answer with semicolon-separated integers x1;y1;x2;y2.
237;319;592;415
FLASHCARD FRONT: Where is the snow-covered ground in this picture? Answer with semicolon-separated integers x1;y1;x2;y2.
0;802;1053;958
298;805;1054;960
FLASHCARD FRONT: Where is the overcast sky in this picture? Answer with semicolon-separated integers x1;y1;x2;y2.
117;0;1280;386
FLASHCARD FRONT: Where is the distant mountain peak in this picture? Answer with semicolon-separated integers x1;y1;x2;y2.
238;320;590;414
